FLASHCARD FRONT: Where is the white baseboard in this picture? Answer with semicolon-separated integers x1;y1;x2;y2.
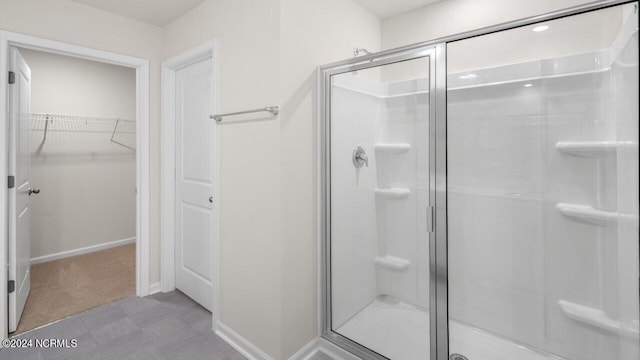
211;325;357;360
289;338;361;360
149;282;161;295
215;321;274;360
30;237;136;265
288;338;321;360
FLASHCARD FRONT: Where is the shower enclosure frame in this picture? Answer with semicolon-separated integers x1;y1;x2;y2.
318;1;637;359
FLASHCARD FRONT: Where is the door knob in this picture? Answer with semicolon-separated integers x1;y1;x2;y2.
209;196;213;203
28;188;40;195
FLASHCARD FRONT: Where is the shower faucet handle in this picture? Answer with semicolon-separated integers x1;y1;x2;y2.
353;146;369;168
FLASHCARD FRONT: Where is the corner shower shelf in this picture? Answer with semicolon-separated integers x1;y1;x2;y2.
374;256;411;271
374;143;411;154
559;300;639;339
555;141;638;157
556;203;639;226
375;188;411;199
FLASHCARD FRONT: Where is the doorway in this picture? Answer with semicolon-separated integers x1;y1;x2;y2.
0;31;151;340
7;47;138;335
161;42;219;317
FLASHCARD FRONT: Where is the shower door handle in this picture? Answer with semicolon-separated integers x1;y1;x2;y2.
427;206;434;233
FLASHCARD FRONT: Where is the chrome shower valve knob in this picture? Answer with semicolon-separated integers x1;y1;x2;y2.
353;146;369;168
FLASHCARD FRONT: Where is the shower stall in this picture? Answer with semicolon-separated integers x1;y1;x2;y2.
319;2;639;360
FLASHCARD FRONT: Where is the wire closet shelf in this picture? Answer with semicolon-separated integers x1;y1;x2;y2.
30;113;136;150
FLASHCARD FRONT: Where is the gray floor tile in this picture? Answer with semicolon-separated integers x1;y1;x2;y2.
148;290;197;312
0;291;246;360
200;331;238;356
178;303;211;331
79;303;127;329
89;317;139;346
142;315;198;350
27;316;89;341
0;348;43;360
117;295;162;316
127;302;175;328
40;333;102;360
117;345;166;360
98;329;154;359
165;335;227;360
224;352;249;360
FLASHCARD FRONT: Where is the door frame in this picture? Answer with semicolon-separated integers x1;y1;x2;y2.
318;44;448;360
160;41;220;329
0;30;151;340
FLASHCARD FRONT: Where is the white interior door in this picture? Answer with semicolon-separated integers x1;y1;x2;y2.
175;57;215;311
8;47;32;332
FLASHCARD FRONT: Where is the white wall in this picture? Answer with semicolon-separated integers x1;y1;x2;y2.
21;49;136;260
0;0;164;283
163;0;379;358
278;0;379;356
163;1;283;357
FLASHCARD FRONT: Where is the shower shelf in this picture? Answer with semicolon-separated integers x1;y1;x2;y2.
374;143;411;154
559;300;639;339
375;188;411;199
374;256;410;271
556;203;638;225
555;141;638;156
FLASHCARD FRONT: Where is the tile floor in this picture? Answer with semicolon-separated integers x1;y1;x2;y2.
0;290;246;360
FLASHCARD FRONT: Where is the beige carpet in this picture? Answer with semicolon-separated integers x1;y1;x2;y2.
11;243;135;335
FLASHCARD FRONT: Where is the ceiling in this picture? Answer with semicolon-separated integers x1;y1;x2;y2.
70;0;443;27
70;0;208;27
354;0;445;19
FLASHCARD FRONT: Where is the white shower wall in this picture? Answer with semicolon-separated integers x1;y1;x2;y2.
332;7;638;360
331;67;430;329
447;11;638;360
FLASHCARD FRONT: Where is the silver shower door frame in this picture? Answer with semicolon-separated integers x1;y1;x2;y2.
319;45;445;360
318;1;634;359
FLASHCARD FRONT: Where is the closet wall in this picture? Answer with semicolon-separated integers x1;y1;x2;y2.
22;49;136;261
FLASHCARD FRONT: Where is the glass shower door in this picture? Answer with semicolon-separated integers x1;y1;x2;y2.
324;50;434;360
447;3;639;360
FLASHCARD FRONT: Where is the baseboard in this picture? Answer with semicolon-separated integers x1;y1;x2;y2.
212;324;358;360
288;338;321;360
289;338;361;360
215;321;274;360
30;237;136;265
149;282;161;295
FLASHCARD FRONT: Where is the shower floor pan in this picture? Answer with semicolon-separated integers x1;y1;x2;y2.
336;296;565;360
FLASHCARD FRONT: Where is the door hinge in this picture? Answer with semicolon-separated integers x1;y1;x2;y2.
8;280;15;294
8;71;15;84
8;175;15;189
